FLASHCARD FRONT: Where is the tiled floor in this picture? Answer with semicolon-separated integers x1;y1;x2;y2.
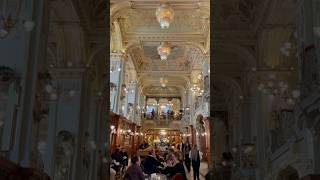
185;162;208;180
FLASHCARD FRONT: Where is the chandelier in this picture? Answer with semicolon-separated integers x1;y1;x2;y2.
156;3;174;29
157;42;171;61
257;73;300;105
190;84;204;96
0;0;35;38
160;77;168;87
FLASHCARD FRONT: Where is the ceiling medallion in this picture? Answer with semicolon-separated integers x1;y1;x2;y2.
157;42;171;61
156;3;174;29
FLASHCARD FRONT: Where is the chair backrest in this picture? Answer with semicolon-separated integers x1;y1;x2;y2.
172;173;184;180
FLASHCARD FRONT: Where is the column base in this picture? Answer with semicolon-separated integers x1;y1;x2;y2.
300;175;320;180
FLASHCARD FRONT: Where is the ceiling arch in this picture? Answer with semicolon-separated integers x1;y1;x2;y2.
215;43;256;67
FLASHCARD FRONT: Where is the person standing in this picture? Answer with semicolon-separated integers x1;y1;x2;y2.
124;156;145;180
189;145;202;180
183;141;191;173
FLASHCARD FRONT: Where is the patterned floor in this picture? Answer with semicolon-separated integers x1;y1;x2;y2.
185;162;208;180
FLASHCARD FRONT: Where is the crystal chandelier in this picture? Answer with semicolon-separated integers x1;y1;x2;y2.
190;84;204;96
157;42;171;61
257;73;300;105
0;0;35;39
156;3;174;29
160;77;168;87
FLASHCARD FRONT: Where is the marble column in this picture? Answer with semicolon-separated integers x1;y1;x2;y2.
297;0;320;176
87;90;105;180
44;67;86;179
5;0;50;167
110;53;126;114
298;0;320;96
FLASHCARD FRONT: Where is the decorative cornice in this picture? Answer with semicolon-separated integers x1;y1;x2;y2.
125;33;206;42
49;68;86;79
110;52;127;61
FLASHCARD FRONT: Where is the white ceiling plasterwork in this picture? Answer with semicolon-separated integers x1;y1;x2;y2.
111;0;210;97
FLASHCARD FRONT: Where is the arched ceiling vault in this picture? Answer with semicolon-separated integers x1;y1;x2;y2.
110;0;210;98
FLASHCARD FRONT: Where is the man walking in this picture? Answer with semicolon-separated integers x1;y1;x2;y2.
183;140;191;173
189;145;202;180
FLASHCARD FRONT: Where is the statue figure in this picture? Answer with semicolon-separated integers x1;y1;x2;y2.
54;130;75;180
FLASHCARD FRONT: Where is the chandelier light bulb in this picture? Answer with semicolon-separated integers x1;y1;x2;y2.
68;90;76;97
45;84;53;93
292;90;300;98
0;29;9;37
24;20;35;32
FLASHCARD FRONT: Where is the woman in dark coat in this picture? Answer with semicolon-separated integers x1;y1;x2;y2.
124;156;144;180
161;152;187;180
142;150;163;175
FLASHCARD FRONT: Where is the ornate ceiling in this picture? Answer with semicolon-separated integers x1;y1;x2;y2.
111;0;210;97
110;0;297;98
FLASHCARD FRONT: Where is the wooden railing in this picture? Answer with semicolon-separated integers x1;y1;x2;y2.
0;156;50;180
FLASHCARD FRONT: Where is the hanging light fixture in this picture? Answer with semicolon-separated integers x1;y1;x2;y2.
0;0;35;39
157;42;171;61
160;76;168;87
156;3;174;29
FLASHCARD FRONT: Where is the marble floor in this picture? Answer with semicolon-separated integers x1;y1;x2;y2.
185;162;209;180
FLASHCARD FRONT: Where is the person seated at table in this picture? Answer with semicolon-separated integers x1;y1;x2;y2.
142;149;163;175
139;140;149;149
124;155;145;180
154;145;164;162
161;152;187;180
120;147;129;173
111;148;123;173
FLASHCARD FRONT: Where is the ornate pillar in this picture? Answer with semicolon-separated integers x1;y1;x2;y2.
44;68;86;179
298;0;320;97
87;89;105;180
126;81;136;121
110;53;126;114
7;0;51;167
297;0;320;175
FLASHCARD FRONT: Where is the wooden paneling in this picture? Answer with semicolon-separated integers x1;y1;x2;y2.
0;157;50;180
300;175;320;180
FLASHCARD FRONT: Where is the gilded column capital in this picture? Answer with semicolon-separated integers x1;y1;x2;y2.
110;52;127;61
